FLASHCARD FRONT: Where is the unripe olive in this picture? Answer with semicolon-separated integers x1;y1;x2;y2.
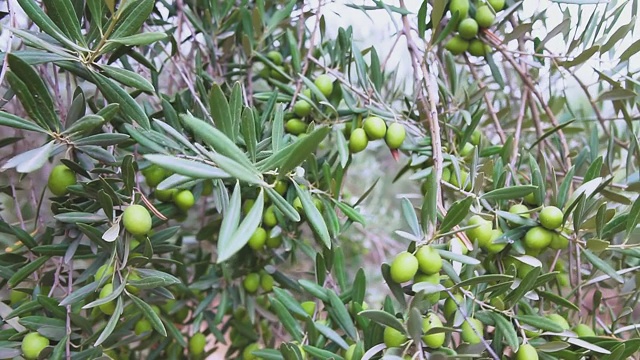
349;128;369;153
422;313;445;348
385;123;406;149
266;51;283;65
458;18;479;40
48;164;76;196
383;326;407;348
475;5;496;28
488;0;505;12
389;251;419;283
461;318;483;344
449;0;470;18
293;100;312;117
415;245;442;274
363;116;387;140
515;343;538;360
314;74;334;97
539;206;564;230
524;226;553;250
445;35;469;55
285;118;307;135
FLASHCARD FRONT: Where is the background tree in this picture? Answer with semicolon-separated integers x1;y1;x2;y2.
0;0;639;359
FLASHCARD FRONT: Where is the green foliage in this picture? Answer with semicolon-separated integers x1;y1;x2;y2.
0;0;639;359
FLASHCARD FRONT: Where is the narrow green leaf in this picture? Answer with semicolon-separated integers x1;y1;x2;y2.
16;0;87;51
440;197;472;233
129;293;167;336
206;153;263;185
401;197;422;237
516;315;564;332
241;107;257;162
490;313;519;352
583;249;624;283
1;141;55;173
209;83;233;137
0;111;48;133
265;187;301;222
42;0;85;45
7;54;59;131
481;185;537;201
181;113;255;170
327;291;357;340
100;0;154;54
108;32;167;46
94;297;123;346
358;310;405;334
91;73;149;129
217;189;264;263
99;65;155;92
270;298;303;342
293;183;331;248
8;256;50;287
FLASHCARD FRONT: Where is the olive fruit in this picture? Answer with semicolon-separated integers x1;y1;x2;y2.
134;319;152;335
301;301;316;317
293;100;312;117
573;324;596;337
344;343;358;360
260;273;274;292
9;290;28;304
461;318;484;344
48;164;76;196
266;235;282;248
539;206;564;230
189;332;207;355
243;273;260;293
142;165;166;188
243;343;261;360
546;314;570;331
122;204;152;236
508;204;530;227
98;283;116;315
466;215;492;246
385;122;406;149
470;129;482;145
21;332;49;360
314;74;334;97
460;142;474;157
174;190;195;211
383;326;407;348
475;5;495;28
515;344;538;360
363;116;387;140
523;192;538;205
488;0;505;12
274;180;288;195
349;128;369;153
485;229;507;254
263;206;277;227
389;251;419;283
449;0;469;18
248;227;267;250
422;313;445;348
458;18;479;40
444;293;463;319
468;39;489;57
155;188;177;202
445;35;469;55
550;233;569;250
266;51;283;65
414;272;440;303
285;118;307;135
271;66;289;82
524;226;553;250
450;170;471;191
95;264;114;281
415;245;442;274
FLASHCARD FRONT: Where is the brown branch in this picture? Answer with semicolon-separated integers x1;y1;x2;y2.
484;34;572;171
464;55;506;144
398;0;442;241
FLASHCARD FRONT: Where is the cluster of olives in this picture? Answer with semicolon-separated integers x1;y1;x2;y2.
284;74;334;136
347;116;407;154
444;0;506;56
465;203;567;260
142;164;199;215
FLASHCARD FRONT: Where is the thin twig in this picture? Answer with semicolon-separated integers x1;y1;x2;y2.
464;56;506;144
